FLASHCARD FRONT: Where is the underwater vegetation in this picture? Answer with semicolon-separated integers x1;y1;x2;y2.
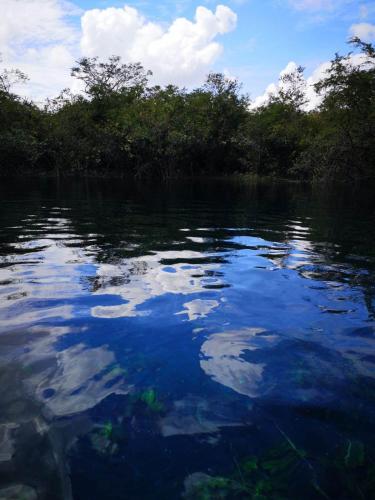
1;181;375;500
183;434;375;500
183;439;316;500
321;439;375;499
138;389;165;413
89;388;165;457
90;421;120;457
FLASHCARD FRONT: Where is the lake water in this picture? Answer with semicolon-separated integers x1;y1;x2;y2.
0;178;374;499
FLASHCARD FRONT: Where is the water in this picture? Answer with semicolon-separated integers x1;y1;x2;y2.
0;178;374;500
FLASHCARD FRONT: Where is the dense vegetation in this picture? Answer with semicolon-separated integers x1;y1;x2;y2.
0;38;374;181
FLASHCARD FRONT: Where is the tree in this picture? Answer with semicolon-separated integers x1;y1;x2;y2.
0;42;374;182
203;72;243;98
71;56;152;98
246;65;309;177
312;37;375;180
274;65;307;111
0;55;28;95
197;73;249;172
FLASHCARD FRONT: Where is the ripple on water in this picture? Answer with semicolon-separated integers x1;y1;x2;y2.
0;182;374;499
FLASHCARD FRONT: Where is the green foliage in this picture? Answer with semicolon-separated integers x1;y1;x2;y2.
0;92;48;173
0;63;28;94
102;421;113;439
319;438;375;499
71;56;152;98
90;421;119;456
1;40;374;182
184;440;309;499
184;434;375;500
139;388;164;413
344;440;364;468
308;37;375;181
184;474;247;499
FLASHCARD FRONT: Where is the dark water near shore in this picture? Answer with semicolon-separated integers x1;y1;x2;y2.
0;178;374;500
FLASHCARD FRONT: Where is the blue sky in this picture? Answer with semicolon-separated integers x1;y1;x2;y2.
1;0;375;102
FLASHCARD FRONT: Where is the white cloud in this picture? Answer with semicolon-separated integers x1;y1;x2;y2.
176;299;219;321
200;328;278;398
251;59;335;110
251;60;330;110
251;82;278;108
0;0;78;55
11;44;77;102
350;22;375;42
251;50;372;111
279;60;299;77
91;250;223;319
80;4;237;87
250;61;312;109
0;1;237;100
0;0;79;101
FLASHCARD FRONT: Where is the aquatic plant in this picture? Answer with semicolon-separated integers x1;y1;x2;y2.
183;441;311;499
184;431;375;500
183;472;248;500
320;438;375;498
183;419;335;500
90;421;121;457
102;421;113;439
139;389;164;413
90;430;118;457
344;440;364;468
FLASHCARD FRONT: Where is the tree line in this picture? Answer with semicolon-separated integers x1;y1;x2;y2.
0;38;374;182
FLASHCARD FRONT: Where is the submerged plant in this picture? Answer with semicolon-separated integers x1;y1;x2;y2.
90;429;118;457
183;416;336;500
183;472;248;500
183;441;312;499
102;421;113;439
90;420;125;457
139;389;164;413
184;430;375;500
321;438;375;498
344;440;364;468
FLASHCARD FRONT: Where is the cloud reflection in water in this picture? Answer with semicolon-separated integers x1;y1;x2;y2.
200;328;280;398
91;250;224;319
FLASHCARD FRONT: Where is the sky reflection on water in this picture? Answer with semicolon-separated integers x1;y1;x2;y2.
0;179;374;499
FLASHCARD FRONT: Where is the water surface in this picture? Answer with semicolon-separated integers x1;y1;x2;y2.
0;179;374;499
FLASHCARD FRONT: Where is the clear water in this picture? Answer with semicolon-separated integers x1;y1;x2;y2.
0;179;374;500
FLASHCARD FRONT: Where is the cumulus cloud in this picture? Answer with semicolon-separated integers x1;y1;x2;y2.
251;61;306;109
0;0;79;101
0;1;237;100
11;44;77;102
350;22;375;42
0;0;78;55
251;50;372;111
91;249;223;319
251;60;332;110
200;328;273;398
80;4;237;87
